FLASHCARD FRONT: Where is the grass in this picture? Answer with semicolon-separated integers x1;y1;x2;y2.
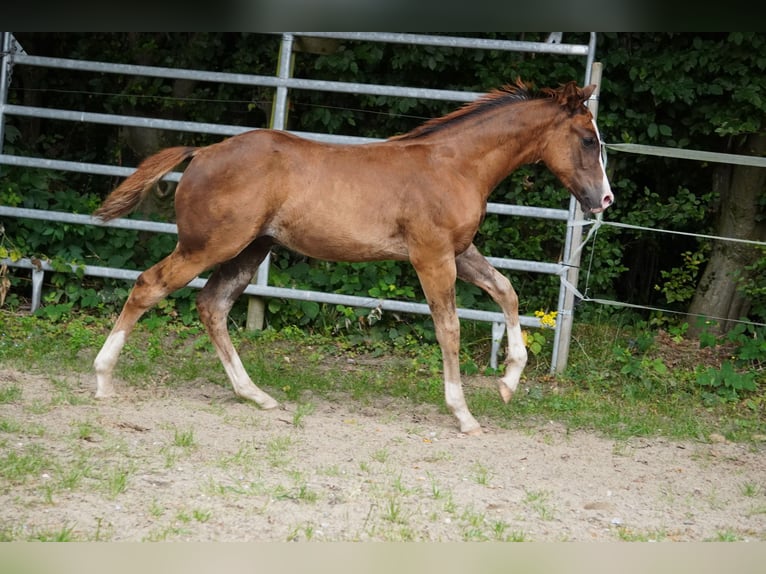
739;481;762;498
1;310;765;443
0;444;50;485
0;310;764;443
523;489;556;521
292;401;316;428
172;427;196;448
0;383;22;403
266;435;294;468
615;526;669;542
472;462;493;486
103;463;132;498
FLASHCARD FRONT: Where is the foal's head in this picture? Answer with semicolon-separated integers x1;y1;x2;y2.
541;82;613;214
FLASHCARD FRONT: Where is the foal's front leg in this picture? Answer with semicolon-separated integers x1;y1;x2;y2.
456;244;528;403
414;255;482;435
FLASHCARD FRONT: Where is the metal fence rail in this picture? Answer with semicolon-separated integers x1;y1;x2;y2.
0;32;599;371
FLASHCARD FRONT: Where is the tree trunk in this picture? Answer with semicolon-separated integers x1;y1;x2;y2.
687;132;766;336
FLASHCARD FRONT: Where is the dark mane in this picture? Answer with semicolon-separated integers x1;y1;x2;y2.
390;79;547;141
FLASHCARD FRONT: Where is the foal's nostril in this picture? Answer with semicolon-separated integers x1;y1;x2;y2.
602;192;614;209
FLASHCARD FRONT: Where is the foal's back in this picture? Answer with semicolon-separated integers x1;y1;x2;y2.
174;129;482;263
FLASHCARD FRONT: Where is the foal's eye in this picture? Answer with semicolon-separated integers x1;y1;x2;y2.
582;136;597;148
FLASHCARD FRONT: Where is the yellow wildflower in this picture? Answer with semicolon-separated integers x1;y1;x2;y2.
534;309;558;329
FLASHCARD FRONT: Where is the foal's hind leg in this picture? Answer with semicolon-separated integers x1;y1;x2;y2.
94;249;209;398
456;244;528;403
196;238;278;409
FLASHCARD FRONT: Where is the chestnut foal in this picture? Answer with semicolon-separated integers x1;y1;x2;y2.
93;80;612;434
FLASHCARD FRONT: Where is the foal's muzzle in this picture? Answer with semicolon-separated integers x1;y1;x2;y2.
580;187;614;214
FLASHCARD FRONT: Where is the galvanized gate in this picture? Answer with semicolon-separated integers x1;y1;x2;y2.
0;32;600;372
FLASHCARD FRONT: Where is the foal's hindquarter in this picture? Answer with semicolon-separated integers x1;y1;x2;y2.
94;81;610;435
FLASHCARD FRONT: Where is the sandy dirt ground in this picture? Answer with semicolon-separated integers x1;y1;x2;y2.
1;366;765;542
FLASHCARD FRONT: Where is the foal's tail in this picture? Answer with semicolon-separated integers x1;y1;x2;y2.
94;146;199;222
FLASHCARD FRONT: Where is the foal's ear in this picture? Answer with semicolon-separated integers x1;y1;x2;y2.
557;82;596;114
581;84;597;101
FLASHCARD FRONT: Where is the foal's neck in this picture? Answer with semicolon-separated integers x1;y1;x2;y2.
434;99;558;194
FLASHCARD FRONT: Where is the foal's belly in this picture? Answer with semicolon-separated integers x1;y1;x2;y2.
272;224;410;263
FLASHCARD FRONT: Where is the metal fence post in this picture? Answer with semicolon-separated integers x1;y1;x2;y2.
0;32;12;168
551;61;603;374
245;33;295;331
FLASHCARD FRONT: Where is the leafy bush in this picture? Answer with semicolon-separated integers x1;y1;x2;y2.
696;321;764;403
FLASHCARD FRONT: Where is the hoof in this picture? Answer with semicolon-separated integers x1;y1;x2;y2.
462;425;483;437
459;417;483;435
498;383;514;404
259;396;280;410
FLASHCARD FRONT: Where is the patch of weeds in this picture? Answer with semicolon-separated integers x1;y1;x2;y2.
172;427;196;449
0;443;50;485
422;449;453;464
274;483;318;504
491;520;511;541
0;383;22;403
0;527;20;542
266;435;293;468
287;522;316;542
504;529;529;542
28;524;79;542
0;418;43;437
472;462;493;486
71;420;104;442
615;526;668;542
696;361;757;405
708;529;744;542
143;524;192;542
175;509;192;524
160;425;197;468
371;448;389;464
218;441;261;472
50;378;91;406
57;453;93;491
442;493;458;515
428;474;447;500
162;447;179;470
292;401;316;428
705;486;726;511
295;484;319;504
102;463;133;499
523;489;555;521
391;473;417;496
746;504;766;517
319;464;342;477
382;496;407;524
0;418;21;433
149;499;166;518
739;481;762;498
92;516;112;542
461;508;489;541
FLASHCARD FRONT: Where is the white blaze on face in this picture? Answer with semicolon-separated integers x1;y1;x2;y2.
592;118;614;212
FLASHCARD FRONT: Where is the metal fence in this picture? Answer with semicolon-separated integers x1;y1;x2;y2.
0;32;600;371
